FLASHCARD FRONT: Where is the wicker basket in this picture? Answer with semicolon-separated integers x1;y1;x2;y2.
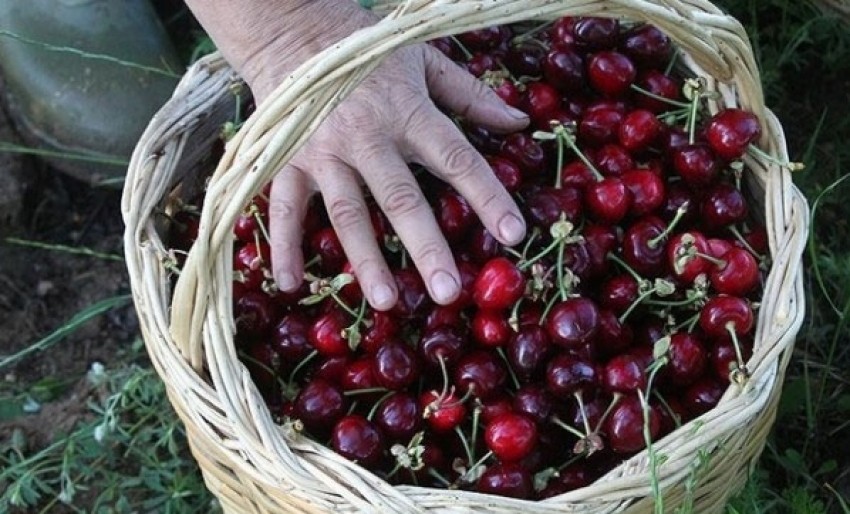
122;1;809;512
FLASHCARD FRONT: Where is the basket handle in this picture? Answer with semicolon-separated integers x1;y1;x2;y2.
170;0;767;367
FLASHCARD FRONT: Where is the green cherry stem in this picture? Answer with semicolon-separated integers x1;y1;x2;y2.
725;321;750;382
647;202;690;249
630;84;690;108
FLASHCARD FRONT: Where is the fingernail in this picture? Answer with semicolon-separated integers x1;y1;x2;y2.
505;106;529;121
277;272;298;292
371;283;395;310
430;270;459;304
498;213;526;244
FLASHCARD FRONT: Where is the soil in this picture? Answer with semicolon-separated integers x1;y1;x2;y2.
0;101;137;450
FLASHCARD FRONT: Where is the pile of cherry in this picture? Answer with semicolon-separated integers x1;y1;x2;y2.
174;16;771;500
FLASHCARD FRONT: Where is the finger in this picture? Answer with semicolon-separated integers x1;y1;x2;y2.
354;145;461;305
422;45;529;134
269;166;310;292
405;108;526;246
312;161;398;311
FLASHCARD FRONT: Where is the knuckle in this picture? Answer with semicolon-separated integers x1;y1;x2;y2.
268;197;298;220
412;239;445;266
381;180;425;217
327;196;367;231
439;142;480;181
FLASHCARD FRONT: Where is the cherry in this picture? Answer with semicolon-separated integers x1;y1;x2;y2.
473;257;526;310
666;230;711;283
241;341;279;394
546;297;601;349
309;310;350;357
487;155;523;193
621;216;668;277
711;336;753;383
420;389;466;432
710;246;760;296
234;290;276;338
491;77;524;109
424;304;464;333
472;309;512;348
391;267;431;318
681;377;725;416
339;358;378;393
585;177;632;224
573;17;620;50
428;36;461;60
310;227;346;275
700;182;748;231
595;309;635;359
634;70;681;113
293;379;348;434
374;392;422;441
500;133;547;176
524;185;584;227
476;462;533;499
660;182;698;227
604;395;660;453
465;124;504;154
699;295;754;338
543;48;586;92
512;384;554;424
538;463;590;497
311;355;351;385
672;143;720;188
622;169;666;216
602;353;647;393
466;52;501;77
705;108;762;160
579;106;624;147
560;159;597;187
435;188;474;244
235;240;271;274
505;42;547;78
507;325;553;382
620;24;672;68
583;223;620;277
454;350;508;400
373;342;420;390
331;415;385;467
233;207;264;243
523;82;561;125
458;25;509;51
360;311;400;354
587;51;637;98
485;412;538;462
545;352;598;396
618;109;662;153
417;325;467;369
550;16;578;49
594;143;634;177
599;275;639;315
665;332;708;386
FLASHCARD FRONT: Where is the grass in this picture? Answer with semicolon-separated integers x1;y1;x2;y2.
1;0;850;512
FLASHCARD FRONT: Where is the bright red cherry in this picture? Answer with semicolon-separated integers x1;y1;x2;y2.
435;188;474;243
622;169;666;216
699;295;754;338
602;353;647;393
672;143;720;188
585;177;632;224
485;412;539;462
710;246;761;296
705;108;762;160
473;257;526;310
309;310;350;357
472;309;512;348
618;109;662;153
420;389;466;432
666;231;711;283
665;332;708;386
579;106;624;147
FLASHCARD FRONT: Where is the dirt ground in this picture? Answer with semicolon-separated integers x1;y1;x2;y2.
0;101;137;449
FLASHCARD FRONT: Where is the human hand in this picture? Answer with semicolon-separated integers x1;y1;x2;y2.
185;0;530;310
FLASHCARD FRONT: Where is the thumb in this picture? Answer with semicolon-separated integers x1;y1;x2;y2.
422;45;529;134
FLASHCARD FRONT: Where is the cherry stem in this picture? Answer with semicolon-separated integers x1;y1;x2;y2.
746;143;805;171
521;227;541;261
330;291;360;319
343;387;390;397
537;290;562;326
366;390;397;421
653;390;682;429
250;203;272;245
727;225;764;260
519;237;562;271
685;81;702;145
288;349;318;385
455;425;474;466
551;416;588;440
428;468;452;488
692;250;727;268
607;253;645;284
449;35;474;60
638;388;664;513
664;48;679;75
619;287;660;324
554;124;565;188
303;254;321;271
573;391;593;436
629;84;690;108
552;121;604;181
509;296;524;332
470;406;482;464
511;19;555;44
557;240;567;301
593;392;623;434
672;312;700;333
459;450;494;486
648;202;690;249
725;322;750;381
497;347;521;390
437;354;451;399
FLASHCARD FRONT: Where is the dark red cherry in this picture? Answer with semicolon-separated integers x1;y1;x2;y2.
310;227;346;274
573;17;620;50
488;155;523;193
500;133;547;176
579;106;624;147
586;177;632;224
374;392;422;441
465;124;504;154
594;143;634;177
545;352;598;396
424;304;464;333
681;377;725;416
546;297;601;349
602;353;647;393
701;183;748;230
454;350;508;400
705;108;762;160
485;412;538;462
711;336;753;383
504;42;547;77
587;51;637;98
543;48;586;92
538;463;590;497
665;332;708;386
417;325;467;369
331;415;385;467
560;159;597;188
466;52;501;77
476;462;533;499
428;36;461;60
293;379;348;433
458;25;510;51
621;216;668;277
373;341;420;390
473;257;526;310
469;224;502;264
360;310;400;354
672;144;720;188
391;267;431;318
435;188;474;243
524;81;562;125
234;290;276;338
507;325;553;382
604;394;660;453
512;384;554;424
491;78;524;108
622;169;666;217
309;310;350;357
472;309;512;348
634;70;681;113
620;24;672;68
598;275;639;315
595;309;635;358
524;185;584;227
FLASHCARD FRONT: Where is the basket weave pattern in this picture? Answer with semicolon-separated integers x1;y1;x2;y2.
122;1;809;512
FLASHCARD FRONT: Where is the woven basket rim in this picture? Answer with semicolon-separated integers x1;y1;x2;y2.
122;1;810;512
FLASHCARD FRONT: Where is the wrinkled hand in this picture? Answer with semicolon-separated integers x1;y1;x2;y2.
263;44;529;310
